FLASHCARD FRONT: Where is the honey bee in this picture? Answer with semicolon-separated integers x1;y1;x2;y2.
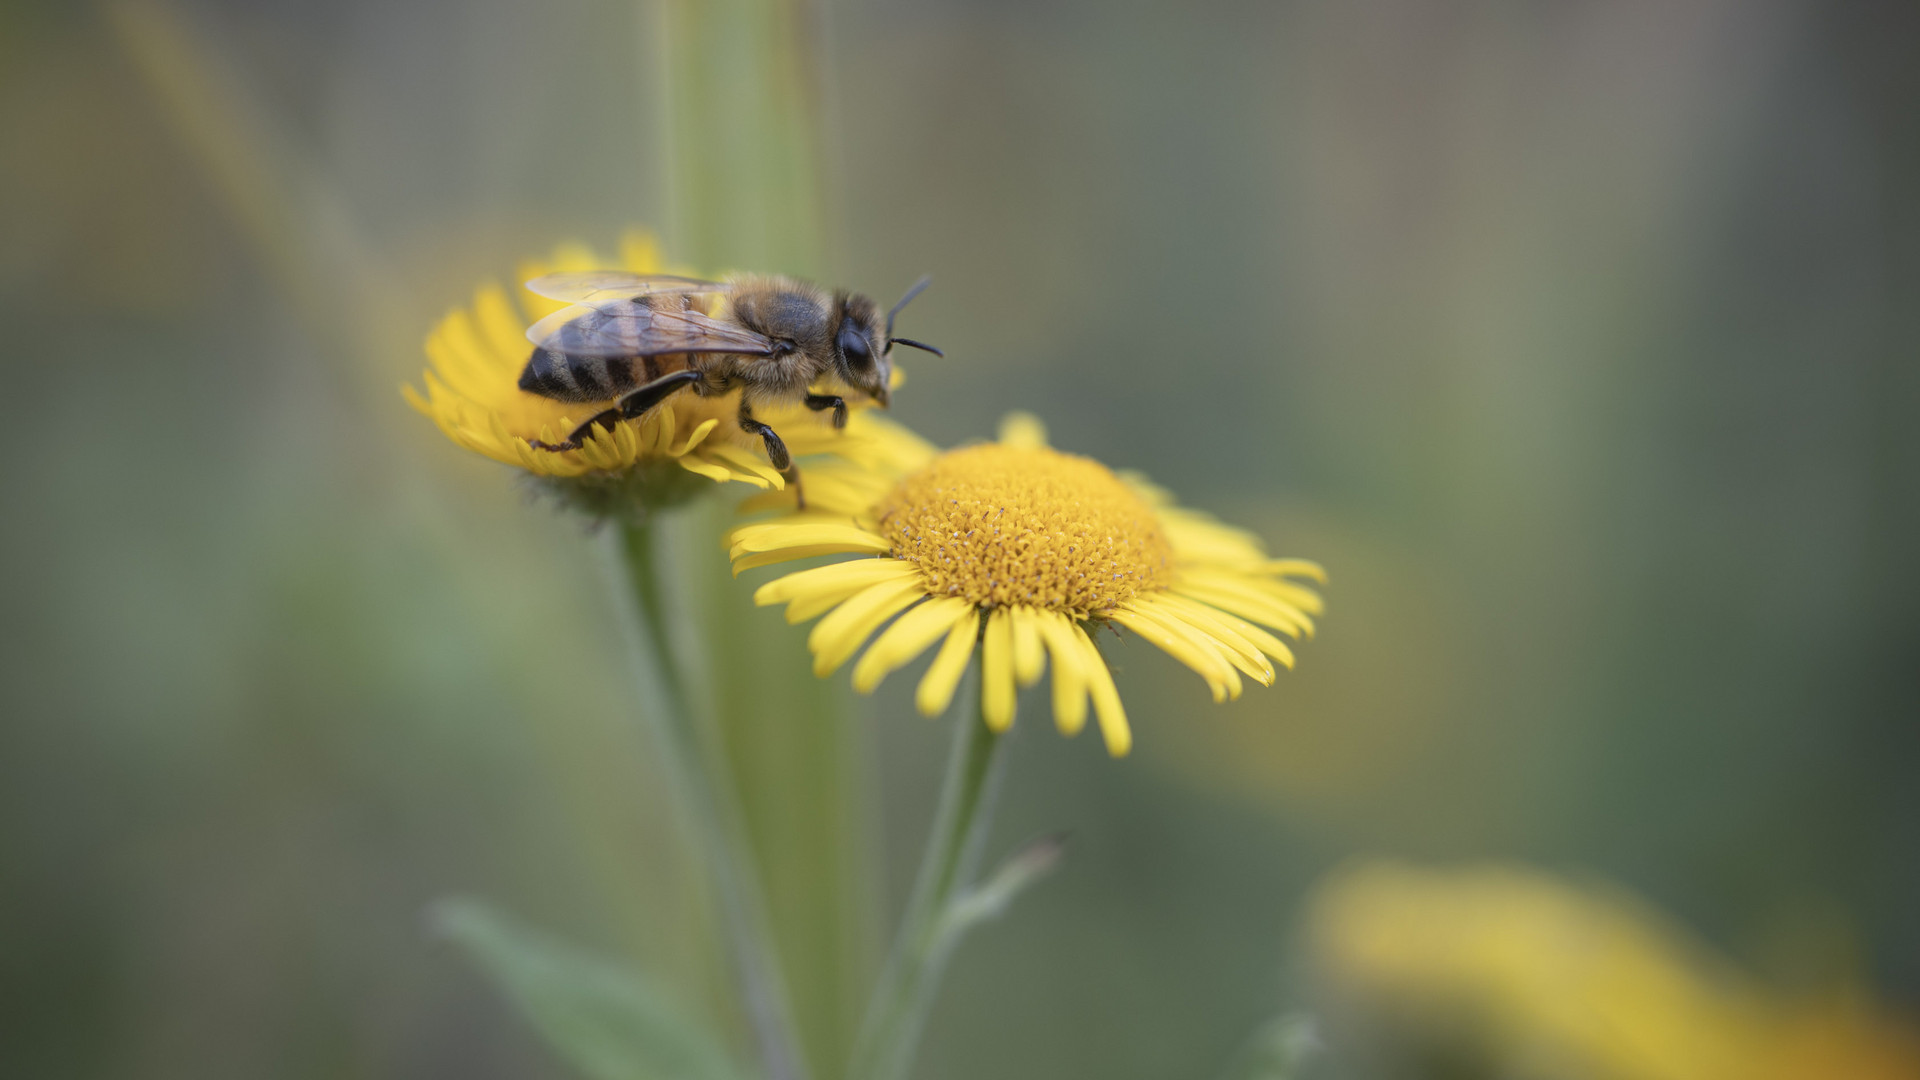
517;271;940;491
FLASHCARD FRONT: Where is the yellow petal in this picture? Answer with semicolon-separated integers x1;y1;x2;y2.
996;411;1049;449
675;417;721;455
701;459;771;489
400;382;432;417
1264;558;1328;584
1172;581;1313;639
915;607;981;717
620;231;662;272
1183;568;1324;622
776;560;915;624
1151;608;1243;701
1009;605;1046;687
753;557;913;607
1135;595;1273;685
730;544;874;575
432;309;500;399
809;577;926;676
472;285;531;367
729;523;892;558
1265;578;1326;617
851;598;973;693
1157;511;1271;566
678;457;735;483
1035;611;1089;736
649;405;676;456
1109;607;1236;702
1153;593;1295;670
1075;626;1131;757
1182;568;1320;618
726;513;861;545
705;443;786;489
981;608;1016;732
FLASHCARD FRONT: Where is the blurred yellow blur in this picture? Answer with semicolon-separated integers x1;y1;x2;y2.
1308;862;1920;1080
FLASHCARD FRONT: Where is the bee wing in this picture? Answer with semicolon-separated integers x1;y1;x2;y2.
526;298;777;358
523;271;726;303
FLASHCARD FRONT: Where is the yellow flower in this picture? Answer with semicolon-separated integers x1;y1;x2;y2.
727;414;1326;756
1308;861;1920;1080
405;231;889;495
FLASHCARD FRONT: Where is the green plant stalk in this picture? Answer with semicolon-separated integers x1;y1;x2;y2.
612;517;809;1080
654;0;829;276
847;683;1007;1080
651;4;873;1070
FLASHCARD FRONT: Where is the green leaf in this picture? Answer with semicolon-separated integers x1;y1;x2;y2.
432;898;751;1080
933;833;1067;958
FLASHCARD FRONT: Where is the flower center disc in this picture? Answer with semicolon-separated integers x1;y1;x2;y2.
876;443;1173;614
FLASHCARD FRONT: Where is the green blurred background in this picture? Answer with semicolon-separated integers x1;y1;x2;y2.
3;1;1916;1077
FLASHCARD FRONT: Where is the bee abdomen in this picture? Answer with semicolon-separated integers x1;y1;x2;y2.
519;348;642;402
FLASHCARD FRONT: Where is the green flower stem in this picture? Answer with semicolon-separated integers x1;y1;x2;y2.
611;517;809;1080
652;5;869;1069
848;682;1007;1080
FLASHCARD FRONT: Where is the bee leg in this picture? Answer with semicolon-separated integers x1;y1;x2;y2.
527;370;701;452
804;393;848;429
526;406;619;452
738;405;806;508
615;369;703;421
736;410;793;471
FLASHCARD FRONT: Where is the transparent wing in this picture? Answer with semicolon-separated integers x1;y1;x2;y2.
526;298;776;358
523;271;726;303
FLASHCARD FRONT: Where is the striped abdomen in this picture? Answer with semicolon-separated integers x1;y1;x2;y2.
518;348;691;403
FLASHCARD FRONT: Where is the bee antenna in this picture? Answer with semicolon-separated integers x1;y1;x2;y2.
885;275;933;339
887;336;944;358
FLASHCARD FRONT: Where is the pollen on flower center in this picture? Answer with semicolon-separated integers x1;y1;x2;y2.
875;443;1173;615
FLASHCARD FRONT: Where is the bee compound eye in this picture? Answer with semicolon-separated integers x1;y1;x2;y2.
838;324;872;366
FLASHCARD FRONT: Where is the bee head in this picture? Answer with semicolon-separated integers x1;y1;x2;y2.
835;293;891;407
